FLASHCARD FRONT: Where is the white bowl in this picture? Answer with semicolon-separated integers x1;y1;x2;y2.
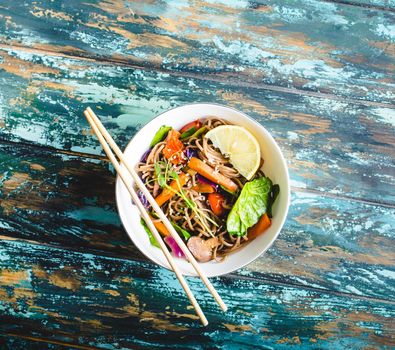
115;103;290;277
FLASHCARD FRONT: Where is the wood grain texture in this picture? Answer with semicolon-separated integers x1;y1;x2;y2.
0;334;78;350
0;0;394;103
1;142;394;302
344;0;395;10
0;237;394;349
0;47;394;205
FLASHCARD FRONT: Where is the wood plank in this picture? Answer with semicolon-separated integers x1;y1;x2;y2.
0;238;394;349
0;1;394;103
0;334;78;350
1;142;394;302
0;47;394;204
343;0;395;10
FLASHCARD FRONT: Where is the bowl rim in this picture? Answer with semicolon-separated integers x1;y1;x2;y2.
115;102;291;276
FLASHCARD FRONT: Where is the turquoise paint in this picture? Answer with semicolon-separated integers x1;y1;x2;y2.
0;0;394;348
0;1;394;102
67;206;121;226
0;237;393;348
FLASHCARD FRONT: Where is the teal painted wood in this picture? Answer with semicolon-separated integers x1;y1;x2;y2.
348;0;395;10
0;0;394;103
0;335;75;350
0;142;394;302
0;238;394;349
0;48;394;205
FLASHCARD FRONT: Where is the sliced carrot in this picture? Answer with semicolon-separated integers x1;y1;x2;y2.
163;129;185;164
188;157;238;193
208;193;225;216
155;172;188;207
149;215;170;237
191;182;215;193
247;213;271;240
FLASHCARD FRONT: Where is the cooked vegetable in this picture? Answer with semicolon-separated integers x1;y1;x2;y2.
141;148;152;162
163;129;185;164
188;126;206;139
192;182;215;193
247;213;271;240
180;127;197;139
187;236;218;262
172;221;191;240
179;120;202;134
196;174;219;192
140;218;160;248
155;172;189;207
150;216;170;237
267;184;280;218
164;236;185;258
137;190;149;209
226;177;272;236
188;157;238;192
150;125;172;147
208;193;225;216
184;147;198;160
219;184;238;195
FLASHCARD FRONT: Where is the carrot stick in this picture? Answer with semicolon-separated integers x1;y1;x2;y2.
188;157;238;193
155;172;188;207
247;213;271;240
191;183;215;193
149;215;170;237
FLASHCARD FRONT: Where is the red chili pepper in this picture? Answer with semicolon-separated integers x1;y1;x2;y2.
208;193;225;216
179;120;202;134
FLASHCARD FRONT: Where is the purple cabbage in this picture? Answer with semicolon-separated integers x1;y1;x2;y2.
184;147;198;160
164;236;185;258
140;148;152;163
137;190;150;209
196;173;219;192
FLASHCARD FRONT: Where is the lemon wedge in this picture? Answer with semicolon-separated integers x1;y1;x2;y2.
205;125;261;180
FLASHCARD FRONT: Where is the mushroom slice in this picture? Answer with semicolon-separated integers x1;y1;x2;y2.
187;236;218;263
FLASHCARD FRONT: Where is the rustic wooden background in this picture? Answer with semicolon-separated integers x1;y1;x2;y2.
0;0;394;348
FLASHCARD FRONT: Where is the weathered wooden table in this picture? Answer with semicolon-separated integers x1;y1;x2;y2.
0;1;394;348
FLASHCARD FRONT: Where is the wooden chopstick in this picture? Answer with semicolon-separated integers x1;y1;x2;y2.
83;110;208;326
85;107;228;313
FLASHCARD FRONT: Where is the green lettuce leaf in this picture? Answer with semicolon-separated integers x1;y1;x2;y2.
149;125;172;147
226;177;272;236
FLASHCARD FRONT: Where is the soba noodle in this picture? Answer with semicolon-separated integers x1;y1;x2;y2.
137;118;263;261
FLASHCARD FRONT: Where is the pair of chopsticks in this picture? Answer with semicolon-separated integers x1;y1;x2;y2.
83;107;227;326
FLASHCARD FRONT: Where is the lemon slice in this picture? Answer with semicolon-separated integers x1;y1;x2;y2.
205;125;261;180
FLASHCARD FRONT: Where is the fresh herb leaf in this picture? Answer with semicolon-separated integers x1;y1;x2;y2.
267;184;280;218
140;218;160;248
180;126;197;140
154;162;161;178
226;177;272;236
171;222;191;240
150;125;172;147
169;170;179;180
154;162;166;187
